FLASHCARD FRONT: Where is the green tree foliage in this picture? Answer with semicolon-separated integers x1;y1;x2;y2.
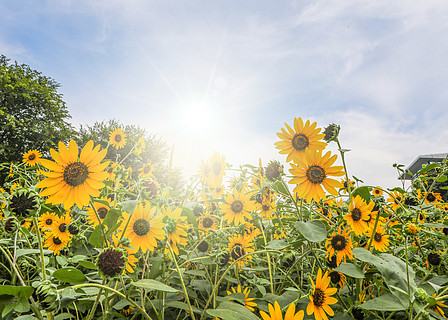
0;55;74;181
76;119;183;192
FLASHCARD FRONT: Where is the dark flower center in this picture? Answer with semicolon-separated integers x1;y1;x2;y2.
115;134;122;142
426;193;436;202
331;235;347;251
193;206;203;217
212;162;222;175
133;219;150;236
262;204;270;211
29;154;36;160
328;256;338;269
291;133;309;151
329;271;341;284
321;204;329;216
428;252;441;266
197;241;209;252
231;244;246;260
68;224;79;235
59;223;67;233
143;165;151;174
98;207;108;219
313;287;326;307
10;194;37;217
231;200;244;213
374;189;380;195
374;232;382;242
219;253;230;266
45;218;53;225
97;248;126;277
202;217;213;228
265;162;282;181
351;208;362;221
63;162;89;187
306;165;326;184
53;237;62;245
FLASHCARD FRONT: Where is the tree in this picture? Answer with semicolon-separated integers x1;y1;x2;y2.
0;55;75;182
76;119;184;192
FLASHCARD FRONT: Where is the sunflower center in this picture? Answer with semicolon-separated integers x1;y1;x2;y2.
29;154;36;160
428;252;441;266
313;287;326;307
143;165;151;174
231;200;244;213
59;223;67;233
374;190;380;195
231;244;246;260
212;162;222;175
331;235;347;251
53;237;62;245
63;162;89;187
351;208;362;221
262;204;270;211
291;133;309;151
306;165;326;184
45;218;53;225
115;135;122;142
133;219;150;236
329;271;341;284
426;193;436;202
98;207;108;219
202;217;213;228
374;232;382;242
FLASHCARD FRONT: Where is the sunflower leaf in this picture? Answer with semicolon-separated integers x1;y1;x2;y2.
121;200;138;214
207;302;259;320
359;293;407;311
335;263;364;279
352;186;370;203
131;279;180;293
294;220;327;242
53;267;86;284
88;225;105;248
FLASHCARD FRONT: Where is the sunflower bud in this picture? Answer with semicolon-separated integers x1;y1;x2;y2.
265;161;283;181
36;280;59;312
323;124;340;142
414;288;429;304
97;247;128;278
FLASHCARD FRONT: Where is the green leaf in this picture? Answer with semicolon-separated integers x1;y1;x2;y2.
352;186;371;203
78;260;98;270
53;267;86;284
15;315;38;320
419;163;441;174
436;175;447;182
14;297;30;313
359;293;407;311
335;263;365;279
272;180;289;196
0;285;34;298
207;302;259;320
131;279;180;293
181;207;197;229
103;208;122;229
294;220;327;242
88;225;105;248
121;200;138;214
265;239;290;250
15;249;53;257
165;301;202;314
54;313;75;320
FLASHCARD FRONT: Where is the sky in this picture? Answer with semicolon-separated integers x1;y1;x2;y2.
1;0;448;190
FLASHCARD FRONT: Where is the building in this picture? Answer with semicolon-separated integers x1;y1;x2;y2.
399;153;448;180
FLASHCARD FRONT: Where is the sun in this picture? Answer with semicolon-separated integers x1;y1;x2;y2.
180;102;214;133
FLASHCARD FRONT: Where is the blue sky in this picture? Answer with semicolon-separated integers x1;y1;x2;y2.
2;0;448;189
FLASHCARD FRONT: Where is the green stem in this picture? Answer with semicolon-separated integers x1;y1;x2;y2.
89;199;109;247
33;216;47;281
259;219;274;293
336;139;353;203
405;237;413;320
85;279;105;320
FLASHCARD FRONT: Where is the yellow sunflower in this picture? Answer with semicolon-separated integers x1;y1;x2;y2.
162;207;189;255
430;293;448;318
325;226;354;266
221;189;256;226
366;226;390;252
387;190;404;211
200;151;226;188
227;234;254;268
344;195;372;236
372;187;383;197
307;268;338;320
197;212;219;233
38;211;57;230
289;150;344;203
123;202;165;253
328;270;346;291
109;127;127;149
37;140;109;210
22;149;42;166
44;235;68;255
86;197;113;227
261;301;304;320
134;137;146;155
51;214;72;242
138;162;154;178
275;117;327;163
226;285;257;312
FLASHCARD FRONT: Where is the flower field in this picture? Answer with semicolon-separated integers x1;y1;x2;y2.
0;117;447;320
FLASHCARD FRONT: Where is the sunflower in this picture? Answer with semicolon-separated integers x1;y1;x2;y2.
430;293;448;318
51;214;72;242
197;212;219;233
109;127;127;149
366;226;390;252
221;189;256;226
22;149;42;166
162;207;189;255
123;201;165;253
38;211;57;230
37;140;109;210
86;197;113;227
275;117;327;163
134;137;146;155
372;187;383;197
226;285;257;312
259;197;277;220
328;270;346;291
344;195;373;236
227;234;254;268
260;301;304;320
325;226;354;266
307;268;338;320
289;150;344;203
138;162;154;178
44;235;68;255
387;190;404;211
200;152;226;188
340;178;355;194
421;191;442;205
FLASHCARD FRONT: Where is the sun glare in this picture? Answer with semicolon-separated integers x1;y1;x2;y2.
179;102;215;133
